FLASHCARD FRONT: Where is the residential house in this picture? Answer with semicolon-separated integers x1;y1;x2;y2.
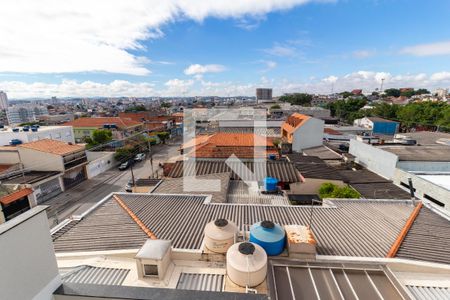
118;112;175;134
281;113;324;152
180;132;279;159
0;125;75;146
0;187;33;224
18;139;88;190
353;116;399;135
63;117;143;143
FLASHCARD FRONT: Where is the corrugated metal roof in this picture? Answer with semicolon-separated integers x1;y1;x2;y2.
61;266;129;285
153;173;230;203
168;160;300;183
53;199;149;252
339;169;391;184
396;207;450;265
351;182;411;199
303;146;342;160
407;285;450;300
227;181;289;205
53;194;415;259
293;162;344;181
177;273;224;292
218;127;281;137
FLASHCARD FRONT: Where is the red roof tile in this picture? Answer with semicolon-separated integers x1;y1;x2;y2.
19;139;84;155
63;117;142;129
0;188;33;205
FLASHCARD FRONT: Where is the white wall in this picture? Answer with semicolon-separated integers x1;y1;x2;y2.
0;207;61;300
292;118;324;152
353;117;373;129
393;169;450;210
86;151;116;179
18;147;64;171
0;150;20;164
0;126;75;146
349;139;399;179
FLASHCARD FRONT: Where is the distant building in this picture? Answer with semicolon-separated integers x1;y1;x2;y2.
256;88;273;103
0;91;8;111
63;117;143;143
435;88;448;100
7;105;48;126
281;113;324;152
353;116;399;135
0;125;75;146
351;89;362;95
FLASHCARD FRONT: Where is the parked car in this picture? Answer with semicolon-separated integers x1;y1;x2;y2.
134;153;146;162
118;160;134;170
125;180;133;192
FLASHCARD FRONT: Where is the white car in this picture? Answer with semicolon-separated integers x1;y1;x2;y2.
134;153;146;162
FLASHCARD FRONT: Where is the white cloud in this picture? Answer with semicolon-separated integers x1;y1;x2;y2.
3;70;450;98
401;41;450;56
265;61;278;70
184;64;226;75
352;49;375;58
0;0;323;75
264;45;297;57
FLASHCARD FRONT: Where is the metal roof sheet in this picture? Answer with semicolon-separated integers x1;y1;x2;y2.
168;159;300;183
177;273;224;292
351;182;411;199
53;194;415;259
339;169;391;184
396;207;450;265
227;181;289;205
61;266;129;286
407;285;450;300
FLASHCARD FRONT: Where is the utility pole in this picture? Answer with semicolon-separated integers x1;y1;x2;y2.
380;78;385;93
130;163;135;187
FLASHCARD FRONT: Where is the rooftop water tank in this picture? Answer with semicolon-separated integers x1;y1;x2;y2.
226;242;267;287
9;139;22;145
204;219;238;254
268;154;276;160
264;177;278;192
249;220;286;256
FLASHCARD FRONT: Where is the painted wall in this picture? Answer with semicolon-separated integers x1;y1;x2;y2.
349;139;399;179
0;126;75;146
18;147;64;171
393;169;450;210
0;207;61;300
0;150;20;164
86;151;116;179
372;122;398;135
292;118;324;152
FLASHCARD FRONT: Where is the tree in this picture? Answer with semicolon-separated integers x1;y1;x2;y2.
319;183;361;199
125;105;146;112
340;91;353;99
415;88;430;95
327;98;367;123
160;102;172;108
155;132;170;144
270;104;281;110
384;88;401;97
91;129;112;145
114;147;133;162
400;90;415;98
279;93;312;106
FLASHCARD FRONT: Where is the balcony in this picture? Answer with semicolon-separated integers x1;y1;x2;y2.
63;152;88;170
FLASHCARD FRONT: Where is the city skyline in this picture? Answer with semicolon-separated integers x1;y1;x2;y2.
1;0;450;98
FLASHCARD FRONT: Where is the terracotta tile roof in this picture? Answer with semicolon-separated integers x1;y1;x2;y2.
0;188;33;205
63;117;142;129
182;133;278;159
324;128;342;135
0;164;15;173
19;139;84;155
282;113;311;142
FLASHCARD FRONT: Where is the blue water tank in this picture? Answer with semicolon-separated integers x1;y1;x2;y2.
264;177;278;192
249;220;285;256
268;154;276;160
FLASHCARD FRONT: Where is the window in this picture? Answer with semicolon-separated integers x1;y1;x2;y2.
143;264;158;276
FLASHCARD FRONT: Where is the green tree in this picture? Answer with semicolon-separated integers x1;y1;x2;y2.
279;93;313;106
91;129;112;144
114;147;133;162
155;132;170;144
415;88;430;95
400;90;415;98
270;104;281;109
160;102;172;108
125;105;146;112
384;88;401;97
319;183;360;199
340;91;353;99
328;98;367;123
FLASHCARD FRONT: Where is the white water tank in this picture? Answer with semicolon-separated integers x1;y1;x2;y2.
204;219;238;253
226;242;267;287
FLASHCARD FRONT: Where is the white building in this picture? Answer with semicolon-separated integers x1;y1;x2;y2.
349;139;450;211
7;105;48;125
0;91;8;110
435;88;448;100
0;125;75;146
281;113;324;152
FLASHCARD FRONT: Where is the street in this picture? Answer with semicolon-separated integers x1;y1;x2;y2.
46;137;181;227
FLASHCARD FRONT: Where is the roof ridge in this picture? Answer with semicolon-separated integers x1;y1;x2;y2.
113;194;157;240
386;201;423;258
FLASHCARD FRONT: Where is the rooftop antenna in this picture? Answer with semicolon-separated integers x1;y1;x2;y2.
308;198;319;230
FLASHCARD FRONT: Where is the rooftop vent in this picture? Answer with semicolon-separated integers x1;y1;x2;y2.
135;239;172;281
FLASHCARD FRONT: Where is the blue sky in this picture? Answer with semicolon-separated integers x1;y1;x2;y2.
1;0;450;98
